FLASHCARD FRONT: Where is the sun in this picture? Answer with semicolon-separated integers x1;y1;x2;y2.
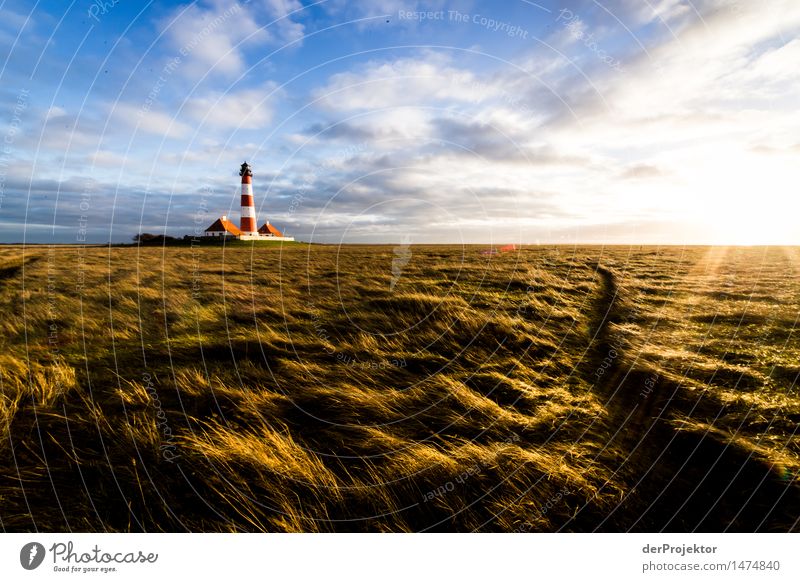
687;152;800;245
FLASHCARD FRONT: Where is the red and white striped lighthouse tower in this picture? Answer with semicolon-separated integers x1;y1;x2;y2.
239;161;257;234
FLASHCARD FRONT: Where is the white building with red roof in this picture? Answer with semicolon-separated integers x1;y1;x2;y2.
204;215;242;238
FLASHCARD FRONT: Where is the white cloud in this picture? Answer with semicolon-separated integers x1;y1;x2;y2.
538;1;800;148
312;55;493;111
113;103;192;139
725;38;800;99
259;0;306;41
161;0;305;79
89;150;129;167
615;0;695;26
184;82;279;129
162;2;251;78
45;106;66;121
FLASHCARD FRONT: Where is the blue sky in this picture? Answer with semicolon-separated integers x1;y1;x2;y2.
1;0;799;244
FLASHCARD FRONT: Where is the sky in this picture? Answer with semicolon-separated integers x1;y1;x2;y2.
0;0;798;244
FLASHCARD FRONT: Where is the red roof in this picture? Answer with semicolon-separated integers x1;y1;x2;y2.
205;217;242;235
258;222;283;237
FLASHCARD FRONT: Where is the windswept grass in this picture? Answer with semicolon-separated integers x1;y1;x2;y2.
0;245;798;531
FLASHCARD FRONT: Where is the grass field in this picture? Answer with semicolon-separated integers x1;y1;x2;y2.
1;244;798;532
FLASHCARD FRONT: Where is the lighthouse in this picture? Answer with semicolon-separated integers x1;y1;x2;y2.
239;161;257;234
203;162;295;241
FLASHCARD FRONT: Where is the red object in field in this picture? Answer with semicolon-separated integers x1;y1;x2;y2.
239;161;257;234
481;244;517;256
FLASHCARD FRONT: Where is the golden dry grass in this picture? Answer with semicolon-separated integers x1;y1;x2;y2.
0;244;798;531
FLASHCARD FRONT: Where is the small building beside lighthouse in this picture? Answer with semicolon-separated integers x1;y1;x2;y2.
204;215;242;238
204;162;294;241
258;222;284;237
